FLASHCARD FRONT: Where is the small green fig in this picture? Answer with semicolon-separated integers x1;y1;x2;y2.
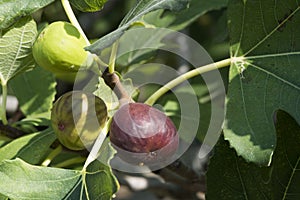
32;21;91;75
51;91;107;150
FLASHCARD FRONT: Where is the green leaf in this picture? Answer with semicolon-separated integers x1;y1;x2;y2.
69;0;108;12
93;77;138;117
0;128;56;164
206;111;300;200
0;158;81;200
115;27;166;68
0;0;55;30
0;135;11;148
65;139;119;199
224;0;300;165
144;0;228;30
93;77;119;117
0;195;7;200
0;17;37;85
116;0;228;67
10;66;56;120
86;0;189;53
66;160;119;200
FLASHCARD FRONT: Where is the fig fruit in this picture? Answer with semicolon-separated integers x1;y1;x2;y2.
51;91;107;150
110;103;179;165
32;21;91;75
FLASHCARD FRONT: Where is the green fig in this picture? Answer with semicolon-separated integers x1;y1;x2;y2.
32;21;91;75
51;91;108;150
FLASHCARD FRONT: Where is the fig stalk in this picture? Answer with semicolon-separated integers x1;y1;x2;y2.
41;145;63;167
61;0;90;45
102;70;132;105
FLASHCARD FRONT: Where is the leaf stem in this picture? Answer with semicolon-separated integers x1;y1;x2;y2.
145;58;232;106
61;0;109;73
83;118;112;169
0;83;8;125
61;0;90;45
41;144;63;167
108;41;119;74
53;156;86;168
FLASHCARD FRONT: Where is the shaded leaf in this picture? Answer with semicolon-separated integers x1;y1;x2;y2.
10;66;56;120
116;27;166;68
86;0;189;53
0;135;11;148
116;0;228;68
0;195;7;200
0;0;55;29
0;17;37;85
0;158;81;200
206;111;300;200
224;0;300;165
144;0;228;30
0;128;56;164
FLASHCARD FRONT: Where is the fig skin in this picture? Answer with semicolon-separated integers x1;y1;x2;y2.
110;103;179;165
51;91;107;150
32;21;91;75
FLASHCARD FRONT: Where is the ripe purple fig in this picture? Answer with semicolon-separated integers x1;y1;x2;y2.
110;103;179;165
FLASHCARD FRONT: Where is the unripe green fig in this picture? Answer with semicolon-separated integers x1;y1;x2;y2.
32;21;90;75
51;91;108;150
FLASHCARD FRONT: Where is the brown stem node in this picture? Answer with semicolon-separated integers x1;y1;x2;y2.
102;69;132;105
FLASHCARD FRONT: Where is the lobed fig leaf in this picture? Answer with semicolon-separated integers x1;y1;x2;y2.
51;91;108;150
32;21;91;76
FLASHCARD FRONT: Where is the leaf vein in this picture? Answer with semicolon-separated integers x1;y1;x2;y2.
244;5;300;56
246;62;300;91
282;157;300;199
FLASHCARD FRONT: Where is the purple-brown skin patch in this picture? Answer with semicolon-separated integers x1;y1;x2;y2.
110;103;179;165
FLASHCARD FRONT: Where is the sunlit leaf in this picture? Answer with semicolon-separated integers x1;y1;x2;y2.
65;139;119;199
69;0;108;12
10;66;56;121
0;128;56;164
0;17;37;85
0;158;81;200
0;0;55;29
